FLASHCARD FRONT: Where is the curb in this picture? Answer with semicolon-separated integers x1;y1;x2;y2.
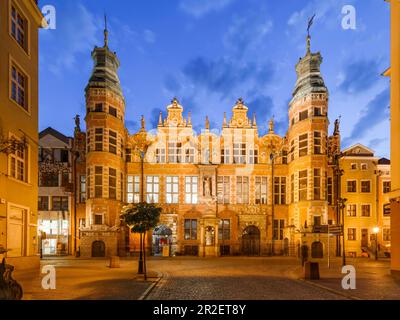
138;272;163;300
298;278;361;300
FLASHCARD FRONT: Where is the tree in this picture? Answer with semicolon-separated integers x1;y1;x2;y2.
121;202;161;280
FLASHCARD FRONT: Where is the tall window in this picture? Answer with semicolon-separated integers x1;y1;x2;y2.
127;175;140;203
290;174;295;203
94;166;103;198
221;148;230;164
236;176;249;204
109;168;117;199
184;219;197;240
146;176;159;203
218;219;230;240
94;103;103;112
361;180;371;193
298;170;308;201
347;204;357;217
248;149;258;164
185;148;195;163
383;228;391;241
80;175;86;203
156;148;165;163
168;142;182;163
255;177;267;204
299;134;308;157
274;177;286;204
348;228;356;241
273;219;285;240
217;176;230;204
87;130;91;152
347;180;357;193
314;132;322;154
185;176;198;204
383;181;391;193
327;177;333;205
290;140;295;162
9;141;27;182
361;204;371;217
125;148;132;162
11;5;27;50
95;128;103;151
109;130;117;154
383;203;391;216
38;196;49;211
52;196;68;211
11;64;27;110
87;168;91;199
313;169;321;200
233;143;246;164
166;176;179;204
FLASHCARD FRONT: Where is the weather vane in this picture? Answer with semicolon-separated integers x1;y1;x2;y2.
307;14;316;37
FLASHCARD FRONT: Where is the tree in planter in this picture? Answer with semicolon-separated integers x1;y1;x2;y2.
121;202;161;280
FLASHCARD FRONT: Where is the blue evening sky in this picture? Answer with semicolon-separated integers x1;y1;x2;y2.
38;0;391;158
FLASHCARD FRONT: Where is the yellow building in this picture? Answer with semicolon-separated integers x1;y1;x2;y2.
384;0;400;276
0;0;43;270
71;24;391;260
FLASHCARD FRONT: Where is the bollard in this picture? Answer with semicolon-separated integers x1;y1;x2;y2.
109;256;120;268
304;261;320;280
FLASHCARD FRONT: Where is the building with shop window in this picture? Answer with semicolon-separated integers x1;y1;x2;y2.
38;128;74;256
0;0;44;270
70;23;392;259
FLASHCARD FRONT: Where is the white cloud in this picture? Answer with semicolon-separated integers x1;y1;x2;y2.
46;4;99;76
180;0;236;18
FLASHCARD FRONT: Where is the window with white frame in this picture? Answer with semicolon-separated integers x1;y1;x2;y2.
11;64;28;110
348;228;356;241
274;177;286;204
248;149;258;164
109;168;117;199
255;177;267;204
361;180;371;193
314;132;322;154
10;5;27;51
299;134;308;157
9;138;27;182
184;148;195;163
221;148;230;164
166;176;179;204
361;163;368;170
347;180;357;193
236;176;249;204
185;176;198;204
168;142;182;163
347;204;357;217
383;228;391;241
233;143;246;164
383;181;391;193
156;148;165;163
313;169;321;200
361;204;371;217
127;175;140;203
109;130;117;155
146;176;159;203
217;176;230;204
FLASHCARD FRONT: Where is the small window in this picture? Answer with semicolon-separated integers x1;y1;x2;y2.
361;180;371;193
299;110;309;121
383;181;391;193
347;180;357;193
11;64;28;110
383;204;391;216
361;204;371;217
38;196;49;211
314;107;322;116
94;103;103;112
347;204;357;217
361;163;368;170
94;214;103;225
10;5;27;51
348;228;356;241
351;163;357;170
109;106;117;117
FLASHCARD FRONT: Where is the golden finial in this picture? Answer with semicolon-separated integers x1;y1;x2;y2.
223;112;227;127
205;116;210;130
269;116;274;133
188;111;192;126
158;111;163;126
252;113;257;127
141;115;145;131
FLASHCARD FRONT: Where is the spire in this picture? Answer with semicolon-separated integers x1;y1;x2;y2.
205;116;210;130
140;115;145;132
158;111;163;127
104;14;109;48
187;111;192;126
252;113;257;127
223;112;227;127
306;14;315;55
306;35;311;55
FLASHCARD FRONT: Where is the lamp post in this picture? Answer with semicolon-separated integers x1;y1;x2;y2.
373;226;380;261
338;197;347;266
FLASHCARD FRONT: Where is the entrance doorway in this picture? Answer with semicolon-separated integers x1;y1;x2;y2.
241;225;260;256
91;240;105;257
361;229;369;248
152;225;172;256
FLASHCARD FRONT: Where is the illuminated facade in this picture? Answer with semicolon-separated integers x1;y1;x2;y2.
0;0;43;270
73;26;391;259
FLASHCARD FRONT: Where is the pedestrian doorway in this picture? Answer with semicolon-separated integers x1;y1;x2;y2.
152;225;172;256
241;225;260;256
91;240;105;257
361;229;369;247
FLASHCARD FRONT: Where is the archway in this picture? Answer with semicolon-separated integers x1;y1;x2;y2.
311;241;323;258
152;225;172;256
91;240;105;257
241;225;260;256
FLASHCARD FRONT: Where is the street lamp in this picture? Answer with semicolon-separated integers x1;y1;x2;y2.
373;226;380;261
338;197;347;266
